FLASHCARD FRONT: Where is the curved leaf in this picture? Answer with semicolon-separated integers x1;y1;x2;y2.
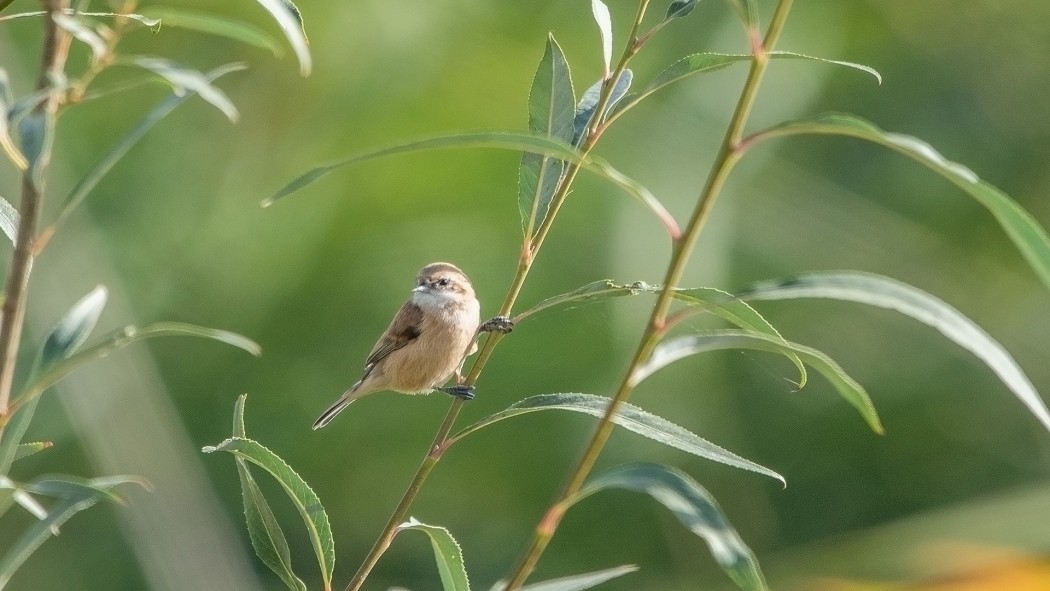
52;13;106;63
746;113;1050;292
6;322;261;424
449;393;783;485
0;68;28;170
13;442;51;462
739;271;1050;432
513;281;805;388
126;57;239;121
634;331;883;434
397;518;470;591
253;0;311;76
203;437;333;590
520;34;575;239
40;64;245;248
40;285;107;368
141;8;282;55
573;70;632;146
590;0;612;77
567;463;766;591
264;131;681;239
0;476;143;589
230;396;305;591
665;0;699;20
0;196;20;244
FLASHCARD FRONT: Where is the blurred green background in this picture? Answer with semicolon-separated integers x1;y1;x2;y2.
2;1;1049;589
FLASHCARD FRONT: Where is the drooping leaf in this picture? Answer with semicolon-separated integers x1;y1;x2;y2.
126;57;239;121
141;8;282;55
229;395;306;591
568;464;767;591
746;113;1050;293
449;393;784;484
739;271;1050;432
489;565;638;591
203;437;333;590
590;0;613;77
611;52;879;125
519;35;575;239
513;281;805;387
18;111;54;190
2;10;160;26
6;322;261;425
13;442;51;462
572;70;633;146
40;64;245;247
265;131;681;239
0;476;144;589
52;13;106;63
40;285;108;368
665;0;699;20
633;331;883;433
252;0;311;75
397;518;470;591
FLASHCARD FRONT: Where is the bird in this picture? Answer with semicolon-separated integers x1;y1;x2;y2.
312;262;511;429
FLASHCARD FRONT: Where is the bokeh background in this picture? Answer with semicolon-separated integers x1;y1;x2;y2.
2;1;1049;589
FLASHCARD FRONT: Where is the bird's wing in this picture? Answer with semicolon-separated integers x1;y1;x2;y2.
364;300;423;368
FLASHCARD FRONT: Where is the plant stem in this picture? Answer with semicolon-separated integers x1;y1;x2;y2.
501;1;794;588
343;5;657;589
0;0;70;424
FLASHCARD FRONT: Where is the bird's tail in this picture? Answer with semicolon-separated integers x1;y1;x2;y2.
312;381;365;430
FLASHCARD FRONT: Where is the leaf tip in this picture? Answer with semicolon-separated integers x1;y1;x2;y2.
201;445;218;453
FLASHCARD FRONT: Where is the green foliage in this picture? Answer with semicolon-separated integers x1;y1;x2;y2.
397;518;471;591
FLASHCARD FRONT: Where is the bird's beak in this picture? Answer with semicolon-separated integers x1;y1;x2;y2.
412;285;426;293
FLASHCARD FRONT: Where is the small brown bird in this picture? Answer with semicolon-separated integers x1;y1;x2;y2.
312;262;510;429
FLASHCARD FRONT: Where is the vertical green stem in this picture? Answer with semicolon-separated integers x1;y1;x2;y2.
0;0;70;425
501;1;795;588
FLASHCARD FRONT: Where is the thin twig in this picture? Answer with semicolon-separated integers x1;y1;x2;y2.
0;0;71;423
500;0;796;588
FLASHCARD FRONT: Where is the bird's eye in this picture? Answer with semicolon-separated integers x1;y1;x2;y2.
436;277;451;287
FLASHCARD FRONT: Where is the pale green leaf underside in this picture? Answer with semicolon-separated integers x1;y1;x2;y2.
489;565;638;591
126;56;240;121
569;463;767;591
252;0;311;75
635;331;883;433
739;271;1050;432
141;8;282;55
450;393;784;485
264;131;681;239
203;437;334;589
513;280;806;388
748;113;1050;293
397;518;470;591
40;285;107;367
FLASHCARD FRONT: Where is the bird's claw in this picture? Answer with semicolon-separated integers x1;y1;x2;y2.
441;384;476;400
480;315;514;334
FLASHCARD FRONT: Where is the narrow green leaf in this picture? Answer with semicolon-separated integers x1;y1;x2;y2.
126;57;239;121
633;331;883;433
397;518;470;591
52;13;106;63
7;322;261;423
572;71;633;146
665;0;699;20
228;395;306;591
612;53;879;125
203;437;334;589
42;64;244;244
264;131;681;239
23;474;148;505
0;196;20;244
449;393;784;485
141;8;282;55
253;0;311;76
568;464;767;591
0;397;41;475
0;10;157;25
490;565;638;591
513;281;806;388
0;476;142;589
40;285;108;368
519;34;575;239
13;442;52;462
739;271;1050;432
747;113;1050;293
591;0;613;77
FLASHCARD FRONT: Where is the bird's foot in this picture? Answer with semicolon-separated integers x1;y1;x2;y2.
480;315;514;334
440;384;476;400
